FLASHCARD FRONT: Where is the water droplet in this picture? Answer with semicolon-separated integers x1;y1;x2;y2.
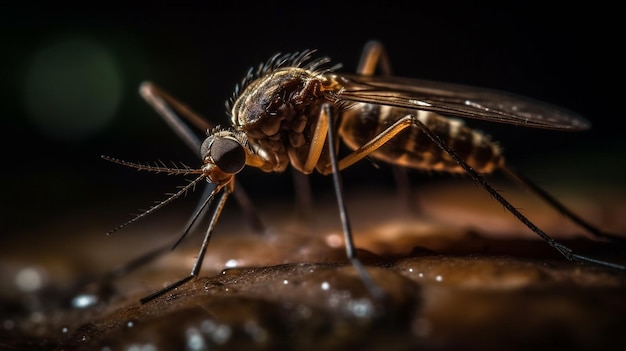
347;298;374;319
221;267;244;276
224;259;239;268
71;294;98;309
186;327;206;351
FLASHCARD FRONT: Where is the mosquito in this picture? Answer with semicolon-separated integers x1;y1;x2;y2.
103;41;625;304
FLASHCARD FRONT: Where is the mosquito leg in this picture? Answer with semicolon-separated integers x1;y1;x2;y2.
140;185;231;304
500;165;626;243
319;115;415;175
320;109;624;270
409;116;626;271
139;81;204;153
357;42;415;212
139;82;267;235
322;104;385;300
357;40;393;76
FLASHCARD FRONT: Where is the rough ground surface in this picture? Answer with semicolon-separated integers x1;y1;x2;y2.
2;183;626;351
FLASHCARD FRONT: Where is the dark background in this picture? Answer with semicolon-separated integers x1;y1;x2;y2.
1;3;624;241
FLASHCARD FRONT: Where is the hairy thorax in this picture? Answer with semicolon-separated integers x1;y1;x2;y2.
230;67;334;173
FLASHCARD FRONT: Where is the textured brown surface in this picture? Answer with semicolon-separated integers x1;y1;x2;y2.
1;182;626;350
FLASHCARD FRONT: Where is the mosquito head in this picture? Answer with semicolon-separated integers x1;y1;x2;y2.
200;128;247;184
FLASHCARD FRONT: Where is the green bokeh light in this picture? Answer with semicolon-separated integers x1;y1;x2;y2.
23;38;123;141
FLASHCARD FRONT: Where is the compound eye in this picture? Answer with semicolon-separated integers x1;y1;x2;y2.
210;137;246;174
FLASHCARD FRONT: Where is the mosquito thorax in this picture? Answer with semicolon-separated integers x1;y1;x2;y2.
231;67;328;136
227;67;332;173
232;67;325;130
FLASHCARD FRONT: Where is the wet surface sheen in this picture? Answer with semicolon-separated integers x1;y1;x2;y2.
2;184;626;350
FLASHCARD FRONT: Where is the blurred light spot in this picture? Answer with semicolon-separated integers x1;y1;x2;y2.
15;267;44;292
321;281;330;290
413;317;432;337
23;37;123;141
347;299;374;318
71;294;98;309
297;304;312;318
224;259;239;268
201;320;232;345
186;327;206;350
244;321;268;343
3;320;15;330
127;344;156;351
325;232;343;248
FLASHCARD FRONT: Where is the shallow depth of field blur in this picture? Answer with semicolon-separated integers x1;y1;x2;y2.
1;3;625;350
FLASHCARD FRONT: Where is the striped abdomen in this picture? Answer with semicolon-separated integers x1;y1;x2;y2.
339;103;504;173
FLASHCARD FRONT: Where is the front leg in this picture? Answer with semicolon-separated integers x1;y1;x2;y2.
139;81;266;234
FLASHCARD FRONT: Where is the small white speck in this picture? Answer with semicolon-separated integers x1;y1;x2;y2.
283;279;289;285
321;282;330;290
435;275;443;282
418;272;424;278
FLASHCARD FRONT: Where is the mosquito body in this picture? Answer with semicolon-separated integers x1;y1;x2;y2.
104;41;624;303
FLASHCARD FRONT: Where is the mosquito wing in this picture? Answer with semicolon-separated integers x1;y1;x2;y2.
331;73;590;131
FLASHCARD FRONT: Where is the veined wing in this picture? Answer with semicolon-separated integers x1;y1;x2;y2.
331;73;590;131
